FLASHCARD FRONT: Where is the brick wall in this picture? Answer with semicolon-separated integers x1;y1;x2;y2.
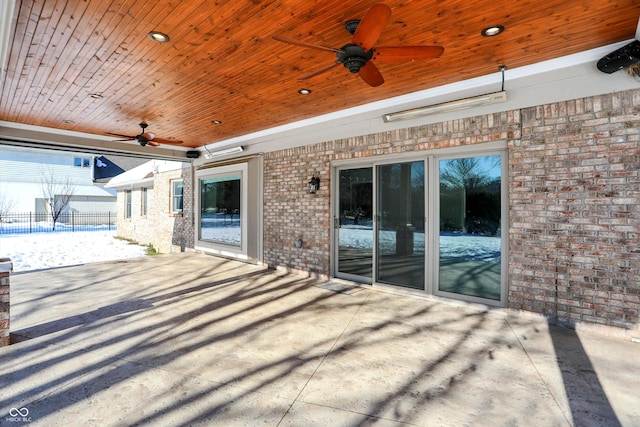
264;145;332;277
0;258;11;347
509;91;640;332
263;88;639;333
116;166;194;254
263;111;520;276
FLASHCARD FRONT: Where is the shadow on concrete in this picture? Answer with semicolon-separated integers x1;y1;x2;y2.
0;254;631;425
548;323;621;427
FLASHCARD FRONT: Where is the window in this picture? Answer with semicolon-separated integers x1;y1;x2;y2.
125;190;132;219
141;188;148;216
74;157;91;167
195;163;250;259
171;180;184;213
200;175;241;246
437;154;503;301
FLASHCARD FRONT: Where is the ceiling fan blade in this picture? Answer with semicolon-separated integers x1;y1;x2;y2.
113;138;135;142
142;132;155;140
358;61;384;87
372;46;445;62
147;140;161;147
106;132;136;139
298;61;342;80
272;35;343;53
150;137;184;145
351;3;392;51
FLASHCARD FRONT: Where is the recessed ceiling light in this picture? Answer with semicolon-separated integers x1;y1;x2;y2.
481;25;505;37
148;31;170;43
89;93;103;99
63;119;75;124
298;89;312;95
211;120;222;125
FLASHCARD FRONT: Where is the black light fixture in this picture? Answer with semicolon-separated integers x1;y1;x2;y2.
308;174;320;194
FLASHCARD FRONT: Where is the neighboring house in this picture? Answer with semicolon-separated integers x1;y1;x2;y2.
106;160;194;254
0;146;145;213
107;87;640;340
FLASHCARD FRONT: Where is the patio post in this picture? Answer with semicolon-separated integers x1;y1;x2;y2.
0;257;11;347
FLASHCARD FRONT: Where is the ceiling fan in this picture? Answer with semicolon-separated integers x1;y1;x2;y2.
273;3;444;87
107;122;183;147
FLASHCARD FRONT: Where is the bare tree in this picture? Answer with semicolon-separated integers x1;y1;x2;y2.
440;158;502;234
440;158;489;190
0;185;16;225
40;166;76;230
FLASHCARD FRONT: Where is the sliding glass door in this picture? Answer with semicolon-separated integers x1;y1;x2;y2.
437;155;503;301
333;147;506;305
376;161;425;289
336;167;374;280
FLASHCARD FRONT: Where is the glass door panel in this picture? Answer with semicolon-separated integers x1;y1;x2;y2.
376;161;425;289
438;155;502;300
337;168;373;279
200;175;241;246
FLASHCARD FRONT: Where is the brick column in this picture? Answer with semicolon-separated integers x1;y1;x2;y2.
0;258;11;347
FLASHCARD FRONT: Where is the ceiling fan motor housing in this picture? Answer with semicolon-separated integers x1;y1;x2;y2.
337;44;373;73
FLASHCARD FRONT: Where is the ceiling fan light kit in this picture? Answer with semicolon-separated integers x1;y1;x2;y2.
382;91;508;123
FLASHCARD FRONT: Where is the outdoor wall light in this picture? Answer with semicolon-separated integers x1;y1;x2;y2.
295;239;303;248
308;174;320;194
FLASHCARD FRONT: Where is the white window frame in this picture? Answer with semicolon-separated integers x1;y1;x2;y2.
125;190;132;219
195;164;248;260
74;157;91;167
171;179;184;214
141;187;148;217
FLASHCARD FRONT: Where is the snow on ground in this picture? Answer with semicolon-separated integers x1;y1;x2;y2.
340;225;501;263
0;231;147;272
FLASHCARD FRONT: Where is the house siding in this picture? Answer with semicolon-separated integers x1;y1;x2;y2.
115;167;194;254
263;88;639;334
0;147;116;212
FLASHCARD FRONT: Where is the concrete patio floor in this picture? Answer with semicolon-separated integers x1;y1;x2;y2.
1;253;638;426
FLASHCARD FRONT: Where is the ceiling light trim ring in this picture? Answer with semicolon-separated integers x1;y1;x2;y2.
148;31;170;43
481;25;505;37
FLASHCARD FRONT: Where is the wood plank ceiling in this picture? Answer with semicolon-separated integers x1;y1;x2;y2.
1;0;639;149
